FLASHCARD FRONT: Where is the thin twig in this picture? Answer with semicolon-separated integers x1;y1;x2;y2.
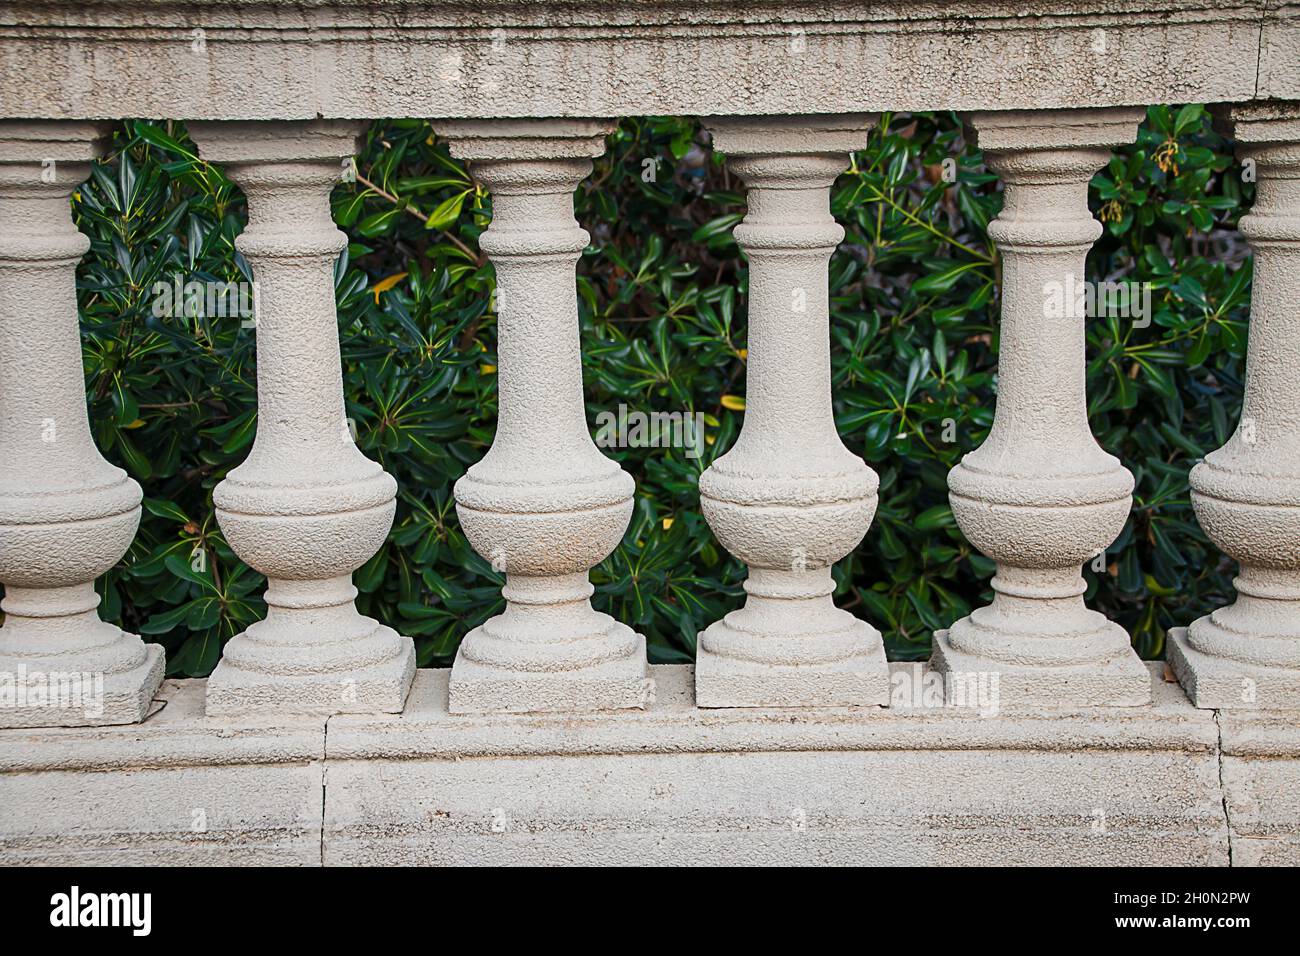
355;173;483;266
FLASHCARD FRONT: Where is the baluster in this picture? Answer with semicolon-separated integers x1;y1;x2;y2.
435;119;652;714
694;115;891;708
188;121;415;717
931;108;1151;707
0;121;164;727
1169;103;1300;709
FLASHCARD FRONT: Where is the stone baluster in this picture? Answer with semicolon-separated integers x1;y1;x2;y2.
435;119;651;714
931;108;1151;707
1169;103;1300;709
694;115;890;708
0;121;164;727
187;121;415;717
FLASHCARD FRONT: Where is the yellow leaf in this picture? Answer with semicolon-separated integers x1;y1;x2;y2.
371;271;408;304
736;348;748;360
480;364;497;374
124;418;146;430
720;394;746;411
661;517;674;530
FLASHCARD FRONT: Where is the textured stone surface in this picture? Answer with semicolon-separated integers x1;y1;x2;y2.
932;108;1151;708
1;664;1259;866
187;120;415;718
0;120;164;728
932;629;1150;708
1259;3;1300;100
0;2;1273;121
437;119;650;714
1174;104;1300;710
1168;628;1300;709
306;664;1229;865
0;680;325;864
1221;710;1300;865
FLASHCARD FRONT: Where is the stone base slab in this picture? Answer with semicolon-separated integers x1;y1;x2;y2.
310;664;1227;865
1167;627;1300;710
447;633;652;715
931;628;1152;708
0;680;325;864
1220;710;1300;866
694;629;891;709
0;642;164;729
3;663;1273;865
205;634;416;719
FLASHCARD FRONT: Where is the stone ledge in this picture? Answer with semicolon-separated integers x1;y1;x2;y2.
2;662;1295;865
0;1;1281;120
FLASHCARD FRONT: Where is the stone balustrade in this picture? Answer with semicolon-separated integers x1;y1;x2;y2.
0;0;1298;864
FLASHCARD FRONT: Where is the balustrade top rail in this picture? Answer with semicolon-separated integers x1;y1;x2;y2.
0;1;1295;120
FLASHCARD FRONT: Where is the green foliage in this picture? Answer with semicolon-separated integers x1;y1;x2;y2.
69;106;1249;675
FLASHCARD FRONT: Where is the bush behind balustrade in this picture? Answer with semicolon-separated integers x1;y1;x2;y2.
62;108;1250;675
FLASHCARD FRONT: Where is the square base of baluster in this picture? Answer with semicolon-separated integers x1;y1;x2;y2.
1167;627;1300;710
205;638;416;719
0;642;164;729
694;641;891;709
447;636;653;715
930;629;1151;708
